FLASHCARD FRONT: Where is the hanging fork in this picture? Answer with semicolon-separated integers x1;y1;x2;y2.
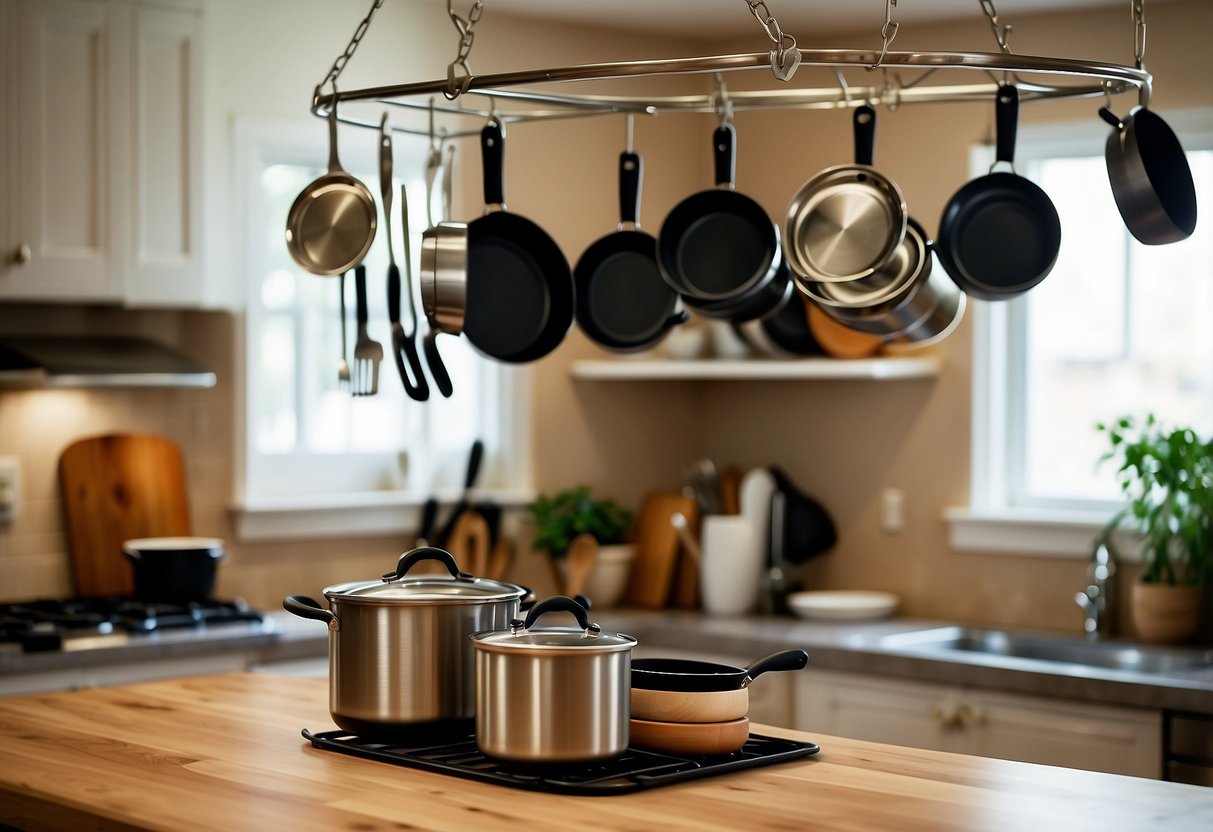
337;270;352;391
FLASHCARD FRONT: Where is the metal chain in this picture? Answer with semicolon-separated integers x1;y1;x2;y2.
979;0;1013;55
315;0;386;97
745;0;798;80
1132;0;1147;69
445;0;485;99
871;0;900;70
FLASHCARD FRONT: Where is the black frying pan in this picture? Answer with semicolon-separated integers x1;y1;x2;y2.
574;151;686;352
1100;104;1197;245
936;85;1061;301
657;123;782;302
463;119;574;363
631;649;809;693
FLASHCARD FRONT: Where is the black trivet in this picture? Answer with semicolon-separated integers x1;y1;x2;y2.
302;728;819;795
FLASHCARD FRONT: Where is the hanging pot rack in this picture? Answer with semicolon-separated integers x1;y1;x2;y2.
312;0;1157;140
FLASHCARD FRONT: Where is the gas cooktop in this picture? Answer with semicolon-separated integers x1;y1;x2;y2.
0;598;270;653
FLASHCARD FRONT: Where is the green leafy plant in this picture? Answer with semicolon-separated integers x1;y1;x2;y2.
529;486;633;558
1098;414;1213;586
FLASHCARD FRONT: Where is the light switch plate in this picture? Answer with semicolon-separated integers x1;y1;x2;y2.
0;456;21;524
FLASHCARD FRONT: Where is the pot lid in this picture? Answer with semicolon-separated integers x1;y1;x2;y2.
325;574;524;605
470;596;636;655
123;537;225;558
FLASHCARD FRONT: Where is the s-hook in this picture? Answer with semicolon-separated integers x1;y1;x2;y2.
745;0;800;81
870;0;900;70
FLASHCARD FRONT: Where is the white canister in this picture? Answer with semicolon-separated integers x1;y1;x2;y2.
699;515;763;616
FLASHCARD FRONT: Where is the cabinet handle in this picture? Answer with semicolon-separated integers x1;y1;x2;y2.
10;244;31;265
931;697;966;730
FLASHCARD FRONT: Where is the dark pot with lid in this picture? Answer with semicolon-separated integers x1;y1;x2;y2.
123;537;224;603
284;547;526;738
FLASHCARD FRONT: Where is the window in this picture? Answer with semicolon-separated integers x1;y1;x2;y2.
955;109;1213;554
233;118;530;539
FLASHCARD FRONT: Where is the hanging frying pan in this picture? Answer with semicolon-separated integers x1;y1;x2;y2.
462;119;574;363
285;89;377;276
936;85;1061;300
682;260;794;324
784;105;907;285
1099;104;1196;245
574;150;686;352
657;122;782;302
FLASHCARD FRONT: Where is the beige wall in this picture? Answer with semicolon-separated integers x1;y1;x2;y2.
1;0;1209;633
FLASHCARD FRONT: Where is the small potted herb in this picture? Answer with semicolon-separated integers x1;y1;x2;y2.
1098;414;1212;643
530;486;634;608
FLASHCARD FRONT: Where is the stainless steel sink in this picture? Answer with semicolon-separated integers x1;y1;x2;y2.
878;626;1213;674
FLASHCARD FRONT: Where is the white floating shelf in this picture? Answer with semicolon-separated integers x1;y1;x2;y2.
569;356;941;381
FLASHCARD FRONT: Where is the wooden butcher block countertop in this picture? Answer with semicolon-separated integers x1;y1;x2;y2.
0;673;1210;832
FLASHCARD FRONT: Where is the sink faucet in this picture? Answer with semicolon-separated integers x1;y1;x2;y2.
1075;535;1118;639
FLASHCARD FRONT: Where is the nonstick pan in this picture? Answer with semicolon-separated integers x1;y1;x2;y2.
285;89;377;276
632;648;809;694
575;150;686;352
1100;104;1196;245
936;85;1061;300
657;122;782;302
462;119;574;363
785;105;907;285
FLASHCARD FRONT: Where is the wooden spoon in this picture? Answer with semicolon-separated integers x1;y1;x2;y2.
563;533;599;598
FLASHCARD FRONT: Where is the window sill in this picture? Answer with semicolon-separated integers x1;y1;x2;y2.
230;489;537;543
944;506;1140;560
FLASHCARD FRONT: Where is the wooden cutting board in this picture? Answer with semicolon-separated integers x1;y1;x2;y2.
623;491;699;610
59;434;192;598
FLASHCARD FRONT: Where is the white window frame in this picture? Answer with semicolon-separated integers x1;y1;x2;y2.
228;117;533;541
947;107;1213;558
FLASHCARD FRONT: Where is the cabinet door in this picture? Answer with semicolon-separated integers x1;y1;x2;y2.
2;0;118;301
121;2;203;306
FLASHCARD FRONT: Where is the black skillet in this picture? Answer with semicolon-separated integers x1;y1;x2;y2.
936;85;1061;301
657;122;782;303
574;151;687;352
1099;104;1197;245
632;649;809;693
463;119;574;363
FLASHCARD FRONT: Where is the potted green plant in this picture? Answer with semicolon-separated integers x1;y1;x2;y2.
1098;414;1212;643
530;486;634;608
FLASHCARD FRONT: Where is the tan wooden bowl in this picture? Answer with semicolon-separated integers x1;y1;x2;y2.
630;686;749;724
629;717;750;756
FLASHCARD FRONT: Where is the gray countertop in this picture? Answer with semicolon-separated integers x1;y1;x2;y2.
3;607;1211;715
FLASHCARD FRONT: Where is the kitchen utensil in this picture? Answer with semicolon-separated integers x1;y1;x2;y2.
463;118;574;363
629;716;750;756
719;466;743;515
437;439;484;546
786;590;900;621
699;514;762;617
632;648;809;693
285;88;377;276
785;105;907;285
768;466;837;565
122;537;224;603
1099;104;1196;245
419;140;457;398
381;116;427;401
936;85;1061;300
805;302;883;358
485;536;513;581
734;294;821;358
682;457;724;516
283;547;526;737
667;510;702;610
352;264;382;396
561;533;598;598
59;433;192;598
470;595;637;763
337;271;351;391
415;497;439;547
623;492;699;609
657;122;782;303
574;148;686;351
446;511;490;578
680;260;795;324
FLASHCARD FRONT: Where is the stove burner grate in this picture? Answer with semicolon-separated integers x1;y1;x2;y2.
302;728;820;795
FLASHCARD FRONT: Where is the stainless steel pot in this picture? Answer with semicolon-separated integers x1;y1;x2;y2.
283;547;525;737
471;596;636;763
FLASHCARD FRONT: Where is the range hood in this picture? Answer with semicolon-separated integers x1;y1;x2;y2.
0;335;217;388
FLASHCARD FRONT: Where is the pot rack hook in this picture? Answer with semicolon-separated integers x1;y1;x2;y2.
625;112;635;153
714;74;734;126
869;0;900;71
744;0;800;81
833;69;852;109
444;0;484;100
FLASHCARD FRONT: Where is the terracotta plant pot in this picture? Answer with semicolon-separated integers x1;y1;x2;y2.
1130;583;1203;644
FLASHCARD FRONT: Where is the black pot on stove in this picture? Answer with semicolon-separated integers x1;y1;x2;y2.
122;537;225;602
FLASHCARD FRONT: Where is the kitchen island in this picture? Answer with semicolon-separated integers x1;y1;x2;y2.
0;673;1209;831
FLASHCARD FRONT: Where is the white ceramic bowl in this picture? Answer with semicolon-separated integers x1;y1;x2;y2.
787;590;899;621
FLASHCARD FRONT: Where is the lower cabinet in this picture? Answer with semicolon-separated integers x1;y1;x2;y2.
795;669;1163;779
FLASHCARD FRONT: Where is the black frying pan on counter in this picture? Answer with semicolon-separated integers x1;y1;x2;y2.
463;119;574;363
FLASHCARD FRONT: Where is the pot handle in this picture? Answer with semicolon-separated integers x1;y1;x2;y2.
518;589;592;613
283;595;340;631
742;649;809;686
1098;107;1125;130
519;595;598;634
383;546;472;582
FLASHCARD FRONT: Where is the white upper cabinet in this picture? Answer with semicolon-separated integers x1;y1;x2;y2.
0;0;204;306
